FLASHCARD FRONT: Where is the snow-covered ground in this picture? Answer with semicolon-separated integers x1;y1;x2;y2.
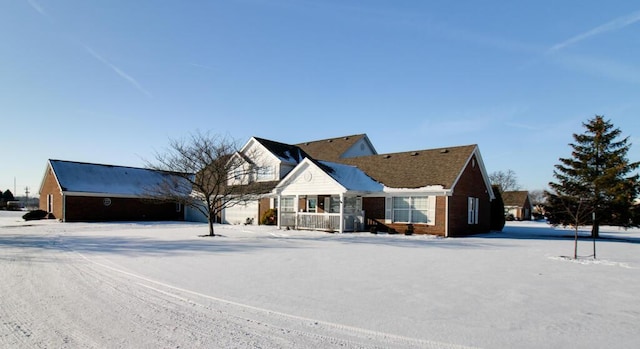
1;211;639;349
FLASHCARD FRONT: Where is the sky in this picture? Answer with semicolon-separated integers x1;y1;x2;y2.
2;0;639;197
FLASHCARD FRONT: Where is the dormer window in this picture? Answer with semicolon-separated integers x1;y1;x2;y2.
256;165;274;181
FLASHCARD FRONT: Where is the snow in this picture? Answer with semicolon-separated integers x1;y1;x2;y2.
319;160;383;192
49;159;192;196
1;210;639;348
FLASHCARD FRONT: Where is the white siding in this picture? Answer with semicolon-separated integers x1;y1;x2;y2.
341;138;377;158
279;163;345;196
185;203;208;223
223;201;259;225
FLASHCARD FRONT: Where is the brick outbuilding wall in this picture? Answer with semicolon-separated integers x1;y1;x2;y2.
64;196;183;222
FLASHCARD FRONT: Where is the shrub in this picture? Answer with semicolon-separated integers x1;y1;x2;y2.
22;209;49;221
260;209;277;225
404;224;414;235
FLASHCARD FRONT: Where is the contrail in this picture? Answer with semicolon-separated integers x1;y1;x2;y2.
549;10;640;52
84;46;153;98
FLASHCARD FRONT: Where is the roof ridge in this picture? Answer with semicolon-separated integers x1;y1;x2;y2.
49;159;151;171
347;144;477;159
294;133;366;145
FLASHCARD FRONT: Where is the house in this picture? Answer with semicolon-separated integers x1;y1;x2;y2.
39;159;190;222
502;191;532;221
205;134;378;225
272;144;495;237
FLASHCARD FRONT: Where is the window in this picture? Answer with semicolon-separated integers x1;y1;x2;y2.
280;197;295;212
176;203;182;212
256;166;274;181
468;197;480;224
329;196;341;213
307;197;317;213
390;196;434;224
47;194;53;213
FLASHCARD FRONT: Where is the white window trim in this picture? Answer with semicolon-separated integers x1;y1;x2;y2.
468;197;480;224
307;196;317;213
47;194;53;213
387;196;435;225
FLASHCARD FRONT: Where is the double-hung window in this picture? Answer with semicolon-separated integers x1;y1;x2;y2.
256;166;274;181
280;197;295;213
389;196;434;225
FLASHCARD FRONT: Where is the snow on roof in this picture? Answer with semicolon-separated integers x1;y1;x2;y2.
318;160;383;192
49;160;192;197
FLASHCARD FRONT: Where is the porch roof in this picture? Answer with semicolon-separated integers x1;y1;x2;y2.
318;160;383;192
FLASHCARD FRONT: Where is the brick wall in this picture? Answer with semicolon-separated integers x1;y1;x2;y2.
39;167;63;220
64;196;183;222
447;154;492;237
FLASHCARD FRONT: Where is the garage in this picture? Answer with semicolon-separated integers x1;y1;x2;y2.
222;201;259;225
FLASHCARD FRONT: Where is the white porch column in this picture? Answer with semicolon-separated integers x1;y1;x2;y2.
339;193;344;233
277;194;282;230
295;194;300;230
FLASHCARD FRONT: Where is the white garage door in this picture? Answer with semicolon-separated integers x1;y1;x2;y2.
222;201;259;225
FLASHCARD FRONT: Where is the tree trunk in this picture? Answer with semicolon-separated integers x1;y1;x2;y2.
590;222;599;238
208;216;215;236
573;226;579;259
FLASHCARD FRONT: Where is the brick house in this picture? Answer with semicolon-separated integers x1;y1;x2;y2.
272;144;494;237
502;191;532;221
39;160;189;222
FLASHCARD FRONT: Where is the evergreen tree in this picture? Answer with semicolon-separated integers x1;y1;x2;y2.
490;185;506;231
3;189;15;202
546;115;639;238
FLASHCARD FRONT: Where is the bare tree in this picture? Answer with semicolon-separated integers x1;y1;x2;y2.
146;131;272;237
489;169;521;193
528;189;546;218
545;193;595;259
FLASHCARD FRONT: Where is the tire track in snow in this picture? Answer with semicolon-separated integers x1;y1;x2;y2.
74;250;480;349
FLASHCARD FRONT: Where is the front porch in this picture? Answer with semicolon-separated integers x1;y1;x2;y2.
281;211;364;232
276;194;364;233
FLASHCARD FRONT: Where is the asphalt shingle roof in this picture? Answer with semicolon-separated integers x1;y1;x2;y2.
295;134;368;161
338;145;477;189
253;137;309;164
502;191;530;206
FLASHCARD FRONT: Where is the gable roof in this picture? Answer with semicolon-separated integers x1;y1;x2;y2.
502;191;530;206
46;159;192;197
295;134;373;161
274;158;383;194
338;145;478;189
252;137;309;164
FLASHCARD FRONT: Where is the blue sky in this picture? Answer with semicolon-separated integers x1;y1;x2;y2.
2;0;639;197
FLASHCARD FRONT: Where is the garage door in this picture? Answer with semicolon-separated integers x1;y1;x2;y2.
222;200;259;225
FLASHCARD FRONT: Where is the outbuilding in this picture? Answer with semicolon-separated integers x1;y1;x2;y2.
39;159;189;222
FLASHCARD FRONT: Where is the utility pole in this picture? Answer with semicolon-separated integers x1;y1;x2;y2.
25;186;30;209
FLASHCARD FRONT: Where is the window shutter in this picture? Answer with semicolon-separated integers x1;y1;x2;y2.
427;196;436;225
385;197;392;223
474;198;480;224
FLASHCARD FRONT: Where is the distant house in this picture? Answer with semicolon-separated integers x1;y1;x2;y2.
502;191;532;221
273;144;494;237
39;160;190;222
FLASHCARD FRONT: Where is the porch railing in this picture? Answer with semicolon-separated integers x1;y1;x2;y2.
297;213;341;231
295;212;364;232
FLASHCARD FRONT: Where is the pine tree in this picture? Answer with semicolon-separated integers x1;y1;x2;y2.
490;185;506;231
546;115;639;238
3;189;15;202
